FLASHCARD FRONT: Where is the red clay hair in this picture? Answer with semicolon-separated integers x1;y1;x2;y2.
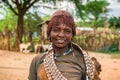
47;10;76;37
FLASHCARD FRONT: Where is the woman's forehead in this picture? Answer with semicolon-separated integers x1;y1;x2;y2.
52;24;72;29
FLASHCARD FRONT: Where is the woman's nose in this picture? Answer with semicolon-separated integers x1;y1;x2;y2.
58;31;65;37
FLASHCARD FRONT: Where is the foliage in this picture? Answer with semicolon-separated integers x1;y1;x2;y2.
72;0;110;28
1;0;41;44
85;0;110;27
76;19;104;27
0;9;17;31
109;16;120;29
85;0;109;20
72;0;87;21
91;19;105;27
42;15;50;21
96;43;119;52
24;12;43;32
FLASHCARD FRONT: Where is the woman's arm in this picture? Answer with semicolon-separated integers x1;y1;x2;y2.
28;57;37;80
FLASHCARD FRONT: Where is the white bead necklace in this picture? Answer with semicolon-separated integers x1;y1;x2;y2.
54;48;73;59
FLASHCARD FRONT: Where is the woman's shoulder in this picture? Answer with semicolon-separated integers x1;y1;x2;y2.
31;53;47;65
72;43;84;54
34;53;46;58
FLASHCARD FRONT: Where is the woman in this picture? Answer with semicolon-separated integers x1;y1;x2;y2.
28;10;95;80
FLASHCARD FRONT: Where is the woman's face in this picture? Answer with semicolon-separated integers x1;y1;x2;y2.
50;24;73;48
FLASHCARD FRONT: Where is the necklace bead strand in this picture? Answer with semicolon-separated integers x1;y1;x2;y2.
54;48;73;59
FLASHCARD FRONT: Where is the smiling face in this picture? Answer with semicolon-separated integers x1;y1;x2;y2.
50;24;73;48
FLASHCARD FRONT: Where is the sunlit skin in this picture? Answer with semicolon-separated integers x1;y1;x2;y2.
50;24;73;54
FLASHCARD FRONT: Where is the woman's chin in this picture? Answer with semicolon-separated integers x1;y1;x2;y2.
54;43;66;48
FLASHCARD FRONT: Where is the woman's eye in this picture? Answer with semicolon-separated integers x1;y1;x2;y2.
52;29;59;32
65;30;72;33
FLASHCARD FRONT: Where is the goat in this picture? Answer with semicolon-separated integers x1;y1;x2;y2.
19;42;31;53
34;44;50;54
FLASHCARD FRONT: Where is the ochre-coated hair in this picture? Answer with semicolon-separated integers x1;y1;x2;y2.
46;10;76;37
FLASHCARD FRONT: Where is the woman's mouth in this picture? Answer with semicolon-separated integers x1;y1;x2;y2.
57;39;65;43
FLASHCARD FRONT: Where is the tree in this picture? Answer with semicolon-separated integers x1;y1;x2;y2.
24;12;43;42
0;8;18;50
72;0;86;21
2;0;40;49
85;0;110;27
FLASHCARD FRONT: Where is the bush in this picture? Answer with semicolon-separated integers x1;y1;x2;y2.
109;16;120;29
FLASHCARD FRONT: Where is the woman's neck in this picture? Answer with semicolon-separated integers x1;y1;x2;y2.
53;45;69;54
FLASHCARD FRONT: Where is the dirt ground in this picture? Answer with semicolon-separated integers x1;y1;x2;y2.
0;50;120;80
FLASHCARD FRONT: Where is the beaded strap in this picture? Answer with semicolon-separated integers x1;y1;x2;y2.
83;52;95;80
43;50;67;80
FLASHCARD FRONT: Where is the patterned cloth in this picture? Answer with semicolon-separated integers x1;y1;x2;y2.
43;43;94;80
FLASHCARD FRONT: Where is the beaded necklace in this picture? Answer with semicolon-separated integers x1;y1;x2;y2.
54;47;73;59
